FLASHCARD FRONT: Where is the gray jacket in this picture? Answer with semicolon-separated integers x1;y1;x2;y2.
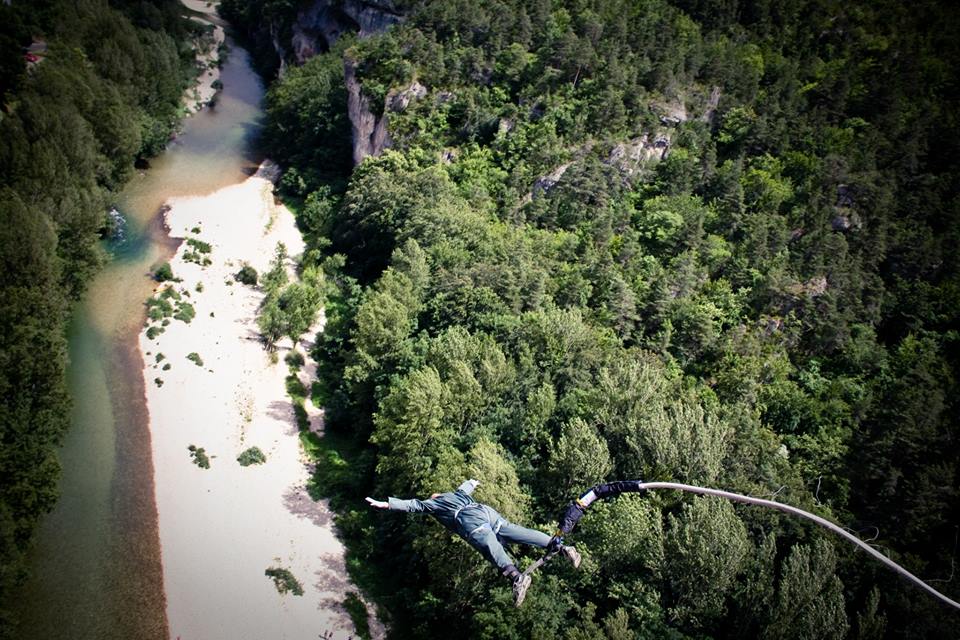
388;479;503;538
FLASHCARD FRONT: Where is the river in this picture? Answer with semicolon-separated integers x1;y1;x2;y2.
12;27;265;640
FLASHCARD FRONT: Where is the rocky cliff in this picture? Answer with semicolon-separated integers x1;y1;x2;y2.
275;0;403;165
289;0;402;63
344;57;392;165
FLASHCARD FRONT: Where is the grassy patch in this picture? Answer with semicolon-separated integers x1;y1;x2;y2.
265;567;303;596
174;302;196;323
147;295;174;320
154;262;174;282
285;350;305;371
293;403;309;431
237;446;267;466
296;428;388;609
188;444;210;469
286;374;307;401
146;287;195;337
343;592;371;640
299;430;372;508
184;250;212;266
235;264;258;285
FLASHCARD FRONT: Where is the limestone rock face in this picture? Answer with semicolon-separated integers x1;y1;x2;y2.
388;81;428;112
280;1;403;165
701;86;721;124
532;163;573;198
831;185;861;232
288;0;403;64
345;0;403;37
345;58;391;165
605;133;672;178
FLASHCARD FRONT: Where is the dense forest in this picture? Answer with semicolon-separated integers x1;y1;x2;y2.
0;0;192;635
224;0;960;637
221;0;960;636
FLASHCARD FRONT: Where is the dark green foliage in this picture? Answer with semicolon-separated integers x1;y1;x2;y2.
286;374;307;401
174;302;195;323
342;592;371;640
257;246;325;348
186;352;203;367
188;445;210;469
230;0;960;636
186;237;212;253
262;46;354;188
264;566;304;596
0;1;190;633
284;350;304;370
235;264;259;285
237;447;266;467
154;262;175;282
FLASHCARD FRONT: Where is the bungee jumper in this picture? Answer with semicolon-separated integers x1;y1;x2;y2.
371;477;960;612
365;479;582;606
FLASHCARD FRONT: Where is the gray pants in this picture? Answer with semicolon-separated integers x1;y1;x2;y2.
465;519;551;571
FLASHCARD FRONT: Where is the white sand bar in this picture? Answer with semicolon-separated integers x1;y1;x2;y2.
141;163;378;639
182;1;224;113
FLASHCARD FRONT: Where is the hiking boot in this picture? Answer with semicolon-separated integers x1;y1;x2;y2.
512;573;532;607
561;545;582;569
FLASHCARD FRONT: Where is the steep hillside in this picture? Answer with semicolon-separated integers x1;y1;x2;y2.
0;1;193;635
227;0;960;637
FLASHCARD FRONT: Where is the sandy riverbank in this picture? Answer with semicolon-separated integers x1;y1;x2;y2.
140;161;381;639
182;0;224;113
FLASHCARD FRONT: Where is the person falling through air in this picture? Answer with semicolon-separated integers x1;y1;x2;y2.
366;479;581;606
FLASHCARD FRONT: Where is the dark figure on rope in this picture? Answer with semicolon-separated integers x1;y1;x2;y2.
547;480;646;552
366;479;582;606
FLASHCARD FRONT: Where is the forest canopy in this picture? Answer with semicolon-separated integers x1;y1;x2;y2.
225;0;960;636
216;0;960;636
0;0;192;635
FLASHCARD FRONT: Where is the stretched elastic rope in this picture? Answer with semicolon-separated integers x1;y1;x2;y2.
637;482;960;612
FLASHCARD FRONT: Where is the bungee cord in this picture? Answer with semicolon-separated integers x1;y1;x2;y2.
547;480;960;612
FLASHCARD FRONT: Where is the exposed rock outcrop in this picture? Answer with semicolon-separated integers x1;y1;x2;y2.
532;163;573;197
701;86;721;124
605;133;672;179
653;97;687;126
289;0;403;63
831;184;861;232
278;1;405;165
388;81;427;112
786;275;829;298
345;57;392;164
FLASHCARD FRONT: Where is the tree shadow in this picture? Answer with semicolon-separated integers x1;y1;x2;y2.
266;399;299;436
282;483;333;527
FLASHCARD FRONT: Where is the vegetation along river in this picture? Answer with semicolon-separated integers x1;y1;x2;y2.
11;28;265;640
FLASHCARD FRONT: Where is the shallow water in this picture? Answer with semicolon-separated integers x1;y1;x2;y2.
12;35;265;640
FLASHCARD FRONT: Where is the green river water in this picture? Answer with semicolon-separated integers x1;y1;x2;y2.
12;30;265;640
